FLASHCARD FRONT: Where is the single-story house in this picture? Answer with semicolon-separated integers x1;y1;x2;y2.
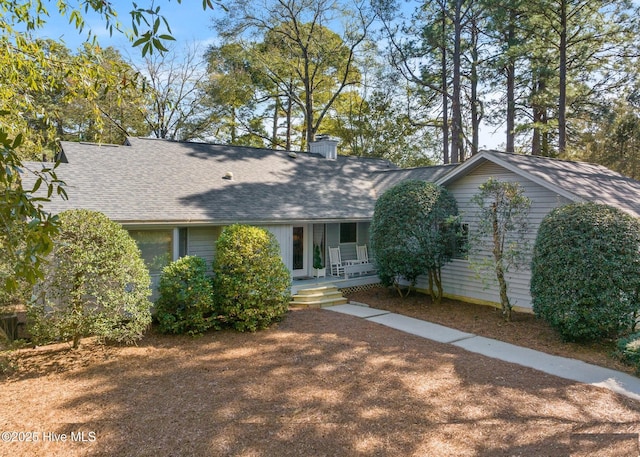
31;137;395;295
26;137;640;311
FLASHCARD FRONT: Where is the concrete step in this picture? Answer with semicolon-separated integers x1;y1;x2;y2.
295;285;339;295
289;297;348;308
290;291;345;303
289;285;347;308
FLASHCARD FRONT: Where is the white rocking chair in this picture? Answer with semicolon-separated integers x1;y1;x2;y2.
356;245;369;264
328;247;345;277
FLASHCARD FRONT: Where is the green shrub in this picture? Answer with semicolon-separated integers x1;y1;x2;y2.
28;209;152;348
155;256;215;335
1;219;32;314
370;180;458;300
616;332;640;374
531;202;640;342
213;224;291;332
0;273;29;317
313;244;324;270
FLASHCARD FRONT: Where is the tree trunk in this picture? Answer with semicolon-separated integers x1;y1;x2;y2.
470;15;480;156
558;0;567;154
428;270;434;298
305;92;315;149
393;278;412;298
285;89;293;151
506;62;516;152
531;71;549;156
303;52;315;150
271;98;279;149
542;107;550;156
230;106;237;143
441;5;450;164
506;15;516;153
450;0;464;163
531;114;542;156
429;268;444;305
494;259;511;321
531;72;542;156
491;202;512;321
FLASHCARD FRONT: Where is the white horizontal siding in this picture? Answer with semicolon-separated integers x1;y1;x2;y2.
261;225;293;272
326;222;371;262
326;223;340;250
187;227;221;272
357;222;371;246
421;162;573;310
149;274;161;302
341;243;357;260
186;224;294;272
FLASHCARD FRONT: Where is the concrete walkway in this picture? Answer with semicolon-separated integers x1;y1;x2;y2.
325;303;640;401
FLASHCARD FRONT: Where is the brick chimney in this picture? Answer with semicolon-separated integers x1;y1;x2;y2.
309;135;338;160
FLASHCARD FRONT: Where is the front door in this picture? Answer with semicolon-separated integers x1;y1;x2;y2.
292;225;308;278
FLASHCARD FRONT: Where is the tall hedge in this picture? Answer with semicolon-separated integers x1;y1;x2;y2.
213;224;291;331
531;202;640;342
370;180;458;299
28;209;152;348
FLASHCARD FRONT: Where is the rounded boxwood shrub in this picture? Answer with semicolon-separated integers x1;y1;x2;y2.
616;332;640;374
531;202;640;342
155;256;215;335
370;180;458;299
28;209;152;348
213;224;291;332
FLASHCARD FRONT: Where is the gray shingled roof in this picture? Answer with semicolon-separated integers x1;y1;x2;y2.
29;138;395;224
24;142;640;224
437;150;640;219
371;164;458;195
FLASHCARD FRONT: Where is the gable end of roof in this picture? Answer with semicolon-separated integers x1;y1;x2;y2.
435;151;582;202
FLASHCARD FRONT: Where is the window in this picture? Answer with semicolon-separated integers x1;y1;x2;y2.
178;228;188;257
451;223;469;260
292;226;304;270
340;222;357;244
129;230;173;274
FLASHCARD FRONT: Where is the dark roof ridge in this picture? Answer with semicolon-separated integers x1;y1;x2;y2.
371;162;457;175
126;136;302;155
341;155;397;165
61;140;124;148
126;136;395;166
482;150;640;188
481;149;612;170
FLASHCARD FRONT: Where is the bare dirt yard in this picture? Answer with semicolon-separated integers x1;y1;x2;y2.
1;286;639;456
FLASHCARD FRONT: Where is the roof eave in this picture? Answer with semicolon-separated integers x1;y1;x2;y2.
116;216;373;228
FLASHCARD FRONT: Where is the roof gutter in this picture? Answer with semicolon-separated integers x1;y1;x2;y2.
117;217;374;228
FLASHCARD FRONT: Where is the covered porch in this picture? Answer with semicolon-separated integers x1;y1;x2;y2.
291;221;375;280
291;271;380;295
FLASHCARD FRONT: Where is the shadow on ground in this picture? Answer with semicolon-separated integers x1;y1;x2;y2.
2;309;640;456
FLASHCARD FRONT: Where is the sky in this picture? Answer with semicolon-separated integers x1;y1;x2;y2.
33;1;504;151
36;2;220;55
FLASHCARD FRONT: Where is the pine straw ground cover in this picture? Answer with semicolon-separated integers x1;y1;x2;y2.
0;287;639;456
345;287;634;375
